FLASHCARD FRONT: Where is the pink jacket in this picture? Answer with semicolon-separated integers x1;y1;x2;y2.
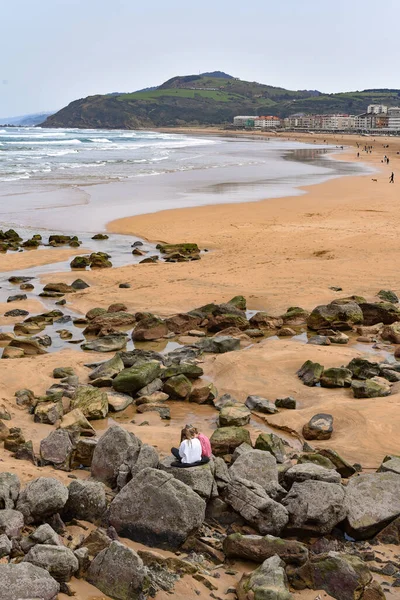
198;433;212;458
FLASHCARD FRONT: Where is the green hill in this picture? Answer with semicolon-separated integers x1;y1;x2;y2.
41;73;400;129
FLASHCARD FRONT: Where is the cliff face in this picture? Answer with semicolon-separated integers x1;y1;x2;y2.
41;74;400;129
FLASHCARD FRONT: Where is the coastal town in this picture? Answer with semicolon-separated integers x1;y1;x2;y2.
234;104;400;133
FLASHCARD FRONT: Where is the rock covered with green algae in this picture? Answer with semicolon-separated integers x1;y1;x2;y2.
210;426;251;456
70;385;108;420
236;554;293;600
287;552;384;600
307;301;363;331
112;361;161;394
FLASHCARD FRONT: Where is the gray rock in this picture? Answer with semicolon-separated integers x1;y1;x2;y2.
0;508;24;537
297;360;324;386
112;361;161;394
379;456;400;475
214;456;231;491
245;395;278;414
223;533;308;566
231;442;253;463
194;335;241;353
320;367;352;388
0;562;60;600
275;397;296;409
0;472;20;509
255;433;286;464
282;480;346;535
89;354;124;380
81;334;127;352
225;477;289;535
28;523;61;547
91;425;141;488
23;543;79;582
307;335;331;346
16;477;68;524
109;468;206;548
107;391;133;412
218;404;251;427
346;357;381;380
345;472;400;539
40;429;74;470
159;456;215;499
213;392;238;410
351;376;391;398
117;443;159;490
86;541;145;600
135;377;163;397
230;449;278;489
237;554;292;600
63;480;107;522
284;463;342;486
0;533;12;558
303;413;333;440
307;301;363;331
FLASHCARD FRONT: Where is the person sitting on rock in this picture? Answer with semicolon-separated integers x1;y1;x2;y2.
190;425;212;460
171;425;209;467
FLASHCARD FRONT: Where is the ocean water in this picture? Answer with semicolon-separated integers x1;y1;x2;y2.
0;127;372;232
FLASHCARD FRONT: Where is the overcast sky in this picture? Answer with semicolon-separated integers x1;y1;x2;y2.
1;0;399;117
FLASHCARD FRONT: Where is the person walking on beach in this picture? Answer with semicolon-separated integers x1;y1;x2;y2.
390;172;395;183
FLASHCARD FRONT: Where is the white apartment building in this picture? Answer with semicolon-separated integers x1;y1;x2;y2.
283;114;355;130
388;107;400;131
254;116;281;128
367;104;388;114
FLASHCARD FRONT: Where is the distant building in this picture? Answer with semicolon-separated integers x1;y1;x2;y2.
283;114;355;130
367;104;388;114
233;115;258;127
388;107;400;131
254;116;281;128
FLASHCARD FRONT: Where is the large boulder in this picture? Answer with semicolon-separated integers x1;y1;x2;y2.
81;334;128;352
112;361;161;394
70;385;108;419
0;508;24;537
89;354;124;380
86;541;145;600
255;433;286;464
320;367;352;388
346;357;381;380
289;552;376;600
109;468;206;548
230;449;278;488
219;404;251;427
117;443;159;489
282;480;346;535
91;425;141;488
194;335;240;353
132;315;168;341
0;562;60;600
63;479;107;522
163;374;192;399
223;533;308;566
360;302;400;326
23;544;79;582
225;477;289;535
307;301;363;331
40;429;74;470
0;472;20;509
284;463;341;486
345;472;400;539
159;456;214;499
16;477;68;524
107;391;133;412
352;376;391;398
210;426;251;456
236;555;293;600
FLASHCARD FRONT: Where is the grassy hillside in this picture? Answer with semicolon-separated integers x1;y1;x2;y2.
42;74;400;129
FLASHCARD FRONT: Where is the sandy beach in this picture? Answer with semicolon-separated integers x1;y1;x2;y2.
1;131;400;599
